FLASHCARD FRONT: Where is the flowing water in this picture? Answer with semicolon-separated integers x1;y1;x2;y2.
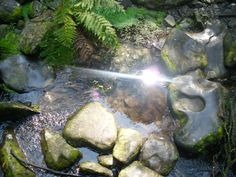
0;66;235;177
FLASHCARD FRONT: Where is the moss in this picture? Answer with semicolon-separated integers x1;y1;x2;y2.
161;49;177;72
22;3;33;21
0;129;35;177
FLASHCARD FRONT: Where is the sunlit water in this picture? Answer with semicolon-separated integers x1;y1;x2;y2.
0;67;235;177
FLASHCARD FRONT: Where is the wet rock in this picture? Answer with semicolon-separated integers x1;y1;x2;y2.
41;129;82;170
20;11;52;54
97;154;114;167
0;0;22;22
139;134;179;175
164;15;176;27
79;161;113;177
0;129;35;177
113;128;143;164
224;30;236;68
130;0;193;9
118;161;163;177
0;55;54;92
0;101;39;121
63;102;117;150
108;85;167;124
161;29;207;75
169;75;227;153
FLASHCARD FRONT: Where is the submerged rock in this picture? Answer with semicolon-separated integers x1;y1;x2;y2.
79;161;113;177
118;161;163;177
0;55;54;92
41;129;82;170
0;0;22;22
0;129;35;177
63;102;117;150
224;29;236;68
0;101;39;121
169;75;227;153
139;134;179;175
161;29;207;75
97;154;114;167
20;11;52;54
113;128;143;164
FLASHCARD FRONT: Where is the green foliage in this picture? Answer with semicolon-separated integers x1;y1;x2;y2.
96;7;166;29
22;3;33;21
0;28;20;60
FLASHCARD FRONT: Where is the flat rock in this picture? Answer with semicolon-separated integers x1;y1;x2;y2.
169;75;227;153
41;129;82;170
113;128;143;164
63;102;117;150
0;129;35;177
139;134;179;175
118;161;163;177
79;161;113;177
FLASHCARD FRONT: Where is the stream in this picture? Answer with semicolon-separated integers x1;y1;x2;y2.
0;66;235;177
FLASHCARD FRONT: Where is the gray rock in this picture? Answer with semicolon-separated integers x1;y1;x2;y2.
97;154;114;167
79;161;113;177
224;30;236;68
139;134;179;175
41;129;82;170
0;0;22;22
20;11;53;54
63;102;117;150
113;128;143;164
0;55;54;92
118;161;163;177
0;101;39;121
129;0;193;9
0;129;35;177
161;29;208;75
169;75;227;153
29;0;46;18
164;15;176;27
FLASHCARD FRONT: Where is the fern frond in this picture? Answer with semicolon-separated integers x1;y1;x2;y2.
76;11;119;47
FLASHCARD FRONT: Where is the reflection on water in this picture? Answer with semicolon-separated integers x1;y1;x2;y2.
0;67;235;177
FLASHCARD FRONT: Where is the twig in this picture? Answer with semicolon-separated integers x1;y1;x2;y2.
10;150;82;177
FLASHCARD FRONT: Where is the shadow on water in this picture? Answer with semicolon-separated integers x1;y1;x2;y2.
0;66;235;177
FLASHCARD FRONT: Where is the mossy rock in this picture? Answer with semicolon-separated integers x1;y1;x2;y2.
0;0;22;23
224;30;236;68
0;129;35;177
41;129;82;170
0;101;39;121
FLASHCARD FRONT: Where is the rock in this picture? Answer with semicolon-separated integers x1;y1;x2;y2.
113;128;143;164
139;134;179;175
41;0;62;10
41;129;82;170
0;101;39;121
224;30;236;68
0;55;54;92
0;0;22;22
118;161;163;177
63;102;117;150
29;0;46;18
97;154;114;167
0;24;11;37
169;75;227;153
20;11;52;54
0;129;35;177
164;15;176;27
161;29;207;75
79;161;113;177
129;0;193;9
108;85;167;124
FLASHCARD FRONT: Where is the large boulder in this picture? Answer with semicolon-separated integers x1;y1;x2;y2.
41;129;82;170
161;29;208;75
169;75;227;153
0;0;22;22
63;102;117;150
0;55;54;92
130;0;193;9
79;161;113;177
139;134;179;175
0;129;35;177
118;161;163;177
19;11;52;54
224;30;236;68
0;101;39;121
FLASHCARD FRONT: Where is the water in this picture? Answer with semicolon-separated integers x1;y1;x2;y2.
0;66;235;177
